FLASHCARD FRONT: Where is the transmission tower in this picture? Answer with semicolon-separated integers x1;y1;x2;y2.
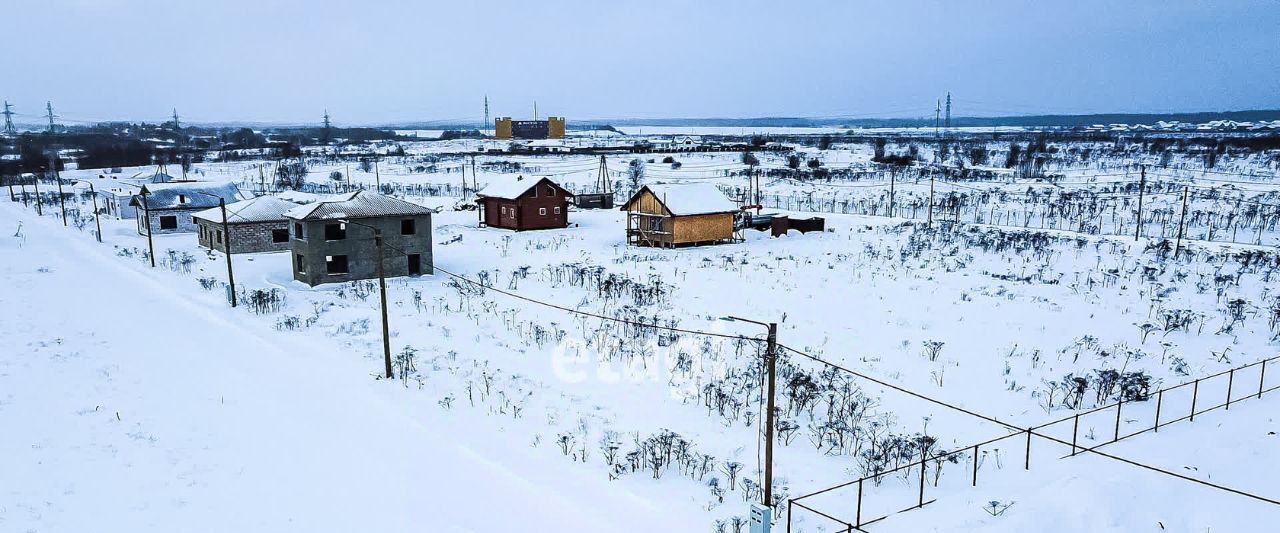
46;101;57;134
322;109;332;142
2;101;15;136
171;108;181;130
944;92;952;130
483;94;490;136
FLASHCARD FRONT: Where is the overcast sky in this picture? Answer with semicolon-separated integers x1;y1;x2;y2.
3;0;1277;125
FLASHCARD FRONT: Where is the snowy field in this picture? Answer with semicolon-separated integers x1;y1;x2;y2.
5;137;1280;532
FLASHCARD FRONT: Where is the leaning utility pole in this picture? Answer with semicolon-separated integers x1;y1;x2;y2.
2;101;16;136
1134;165;1146;241
141;187;156;267
888;170;896;217
88;183;102;242
219;198;238;307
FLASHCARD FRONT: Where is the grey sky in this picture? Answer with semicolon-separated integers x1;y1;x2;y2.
3;0;1277;125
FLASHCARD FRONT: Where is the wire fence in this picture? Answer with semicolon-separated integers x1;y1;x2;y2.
788;354;1280;532
719;174;1280;248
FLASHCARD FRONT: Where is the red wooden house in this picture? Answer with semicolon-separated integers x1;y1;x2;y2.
476;176;573;231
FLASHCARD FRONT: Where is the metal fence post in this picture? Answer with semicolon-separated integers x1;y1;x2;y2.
1226;368;1235;410
918;449;927;508
971;445;979;486
1190;380;1199;422
1071;414;1079;456
1154;390;1163;432
1261;360;1268;400
1114;398;1123;441
855;478;863;528
1024;428;1032;470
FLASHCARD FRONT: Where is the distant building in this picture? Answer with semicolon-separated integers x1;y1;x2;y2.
622;184;741;248
476;176;572;231
193;196;300;254
284;191;434;287
495;116;566;140
129;182;243;235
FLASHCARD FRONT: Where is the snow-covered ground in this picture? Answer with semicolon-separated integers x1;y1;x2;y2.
7;138;1280;531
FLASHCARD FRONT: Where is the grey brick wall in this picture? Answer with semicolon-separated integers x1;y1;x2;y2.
135;208;202;235
196;220;291;254
290;214;433;286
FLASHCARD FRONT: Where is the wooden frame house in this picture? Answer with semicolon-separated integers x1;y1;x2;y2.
476;176;572;231
621;184;742;248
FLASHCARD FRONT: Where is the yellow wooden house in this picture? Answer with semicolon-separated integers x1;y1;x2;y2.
621;184;742;248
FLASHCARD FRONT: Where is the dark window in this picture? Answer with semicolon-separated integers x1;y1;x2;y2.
295;254;307;273
401;218;416;235
293;222;304;239
271;229;289;243
324;223;346;240
407;254;421;275
159;215;177;230
216;230;224;244
325;255;349;274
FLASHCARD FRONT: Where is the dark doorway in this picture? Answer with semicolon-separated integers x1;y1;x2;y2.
407;254;421;275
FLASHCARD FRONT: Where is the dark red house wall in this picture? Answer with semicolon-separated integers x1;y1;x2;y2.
480;180;570;231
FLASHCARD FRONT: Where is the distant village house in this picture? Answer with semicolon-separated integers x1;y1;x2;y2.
622;183;741;248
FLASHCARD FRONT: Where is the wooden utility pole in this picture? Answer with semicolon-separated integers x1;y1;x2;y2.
927;172;936;227
141;188;156;267
1134;166;1146;241
763;321;777;509
888;171;896;217
375;229;393;379
374;160;381;190
32;172;43;216
53;160;67;226
88;183;102;242
1174;186;1189;255
219;198;238;307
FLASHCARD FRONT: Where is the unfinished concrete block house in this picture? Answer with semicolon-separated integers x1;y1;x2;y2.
476;176;572;231
622;183;742;248
284;191;433;287
129;182;243;235
193;196;299;254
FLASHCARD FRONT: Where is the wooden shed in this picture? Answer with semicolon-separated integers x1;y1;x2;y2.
621;184;742;248
476;176;572;231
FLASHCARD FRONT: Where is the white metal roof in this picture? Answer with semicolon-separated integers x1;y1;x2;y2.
642;183;739;216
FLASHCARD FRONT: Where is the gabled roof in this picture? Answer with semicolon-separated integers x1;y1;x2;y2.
477;176;571;200
192;195;300;224
624;183;739;216
130;181;243;210
283;190;434;221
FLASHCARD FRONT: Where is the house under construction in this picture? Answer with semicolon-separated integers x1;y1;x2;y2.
622;184;742;248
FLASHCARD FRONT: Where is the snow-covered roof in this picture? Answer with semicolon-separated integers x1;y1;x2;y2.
639;183;739;216
192;196;299;224
476;176;569;200
130;182;243;210
283;190;434;220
